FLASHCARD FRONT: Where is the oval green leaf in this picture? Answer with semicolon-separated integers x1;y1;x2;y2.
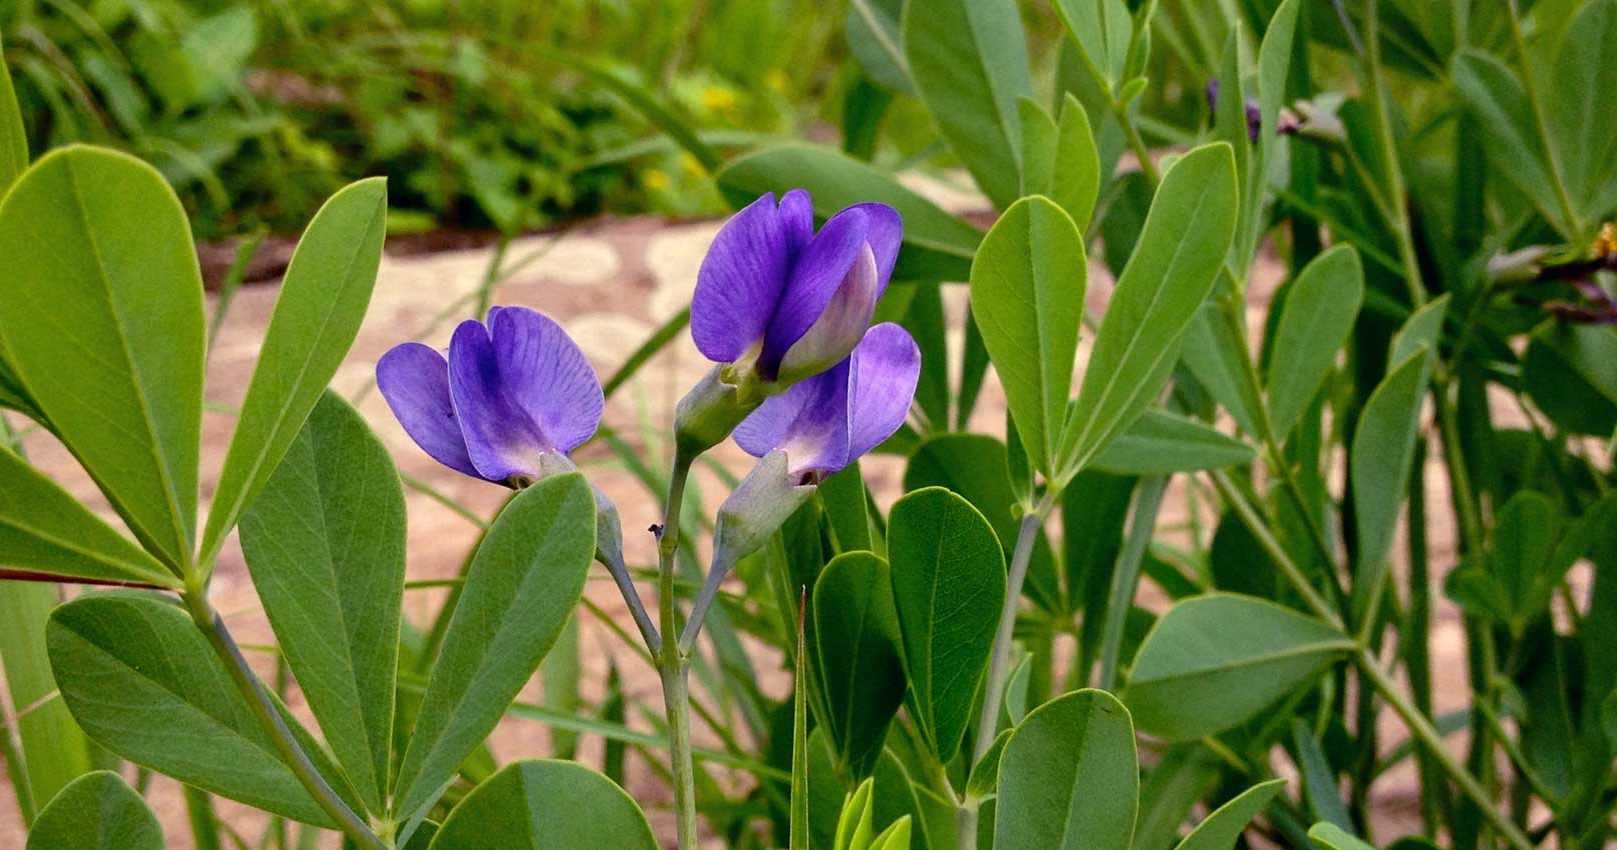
995;689;1138;850
1091;409;1256;475
392;473;597;821
970;196;1087;475
46;592;352;826
429;760;656;850
813;551;907;778
1123;594;1352;740
238;392;404;813
26;771;163;850
1348;347;1433;621
0;146;205;569
1172;778;1285;850
1265;245;1364;439
202;177;388;564
888;487;1006;763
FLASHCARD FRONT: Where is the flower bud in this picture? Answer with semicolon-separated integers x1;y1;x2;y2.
674;365;767;456
713;451;816;565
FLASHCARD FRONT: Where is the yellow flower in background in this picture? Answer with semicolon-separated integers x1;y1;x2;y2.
680;153;705;178
701;85;738;114
642;169;670;191
765;69;788;93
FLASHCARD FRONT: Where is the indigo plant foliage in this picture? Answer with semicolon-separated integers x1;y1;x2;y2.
3;2;1617;850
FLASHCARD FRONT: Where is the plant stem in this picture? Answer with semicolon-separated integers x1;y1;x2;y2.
1207;470;1341;627
656;452;699;850
1362;0;1428;308
1097;476;1167;690
181;588;386;850
1355;647;1534;850
973;500;1051;764
1115;102;1162;186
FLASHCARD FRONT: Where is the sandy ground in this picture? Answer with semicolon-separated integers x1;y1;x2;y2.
0;176;1500;847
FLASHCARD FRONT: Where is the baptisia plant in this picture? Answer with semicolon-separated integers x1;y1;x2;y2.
374;193;917;850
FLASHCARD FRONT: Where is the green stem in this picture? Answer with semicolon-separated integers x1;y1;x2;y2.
1097;476;1167;690
182;588;386;850
1115;101;1162;186
1362;0;1428;308
1207;470;1341;627
1355;648;1534;850
1504;0;1584;238
656;452;699;850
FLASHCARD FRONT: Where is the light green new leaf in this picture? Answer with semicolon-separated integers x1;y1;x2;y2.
1060;143;1238;479
1052;93;1102;232
0;147;204;569
1124;594;1352;740
1054;0;1133;94
834;779;877;850
1172;778;1285;850
26;771;163;850
1265;245;1363;439
902;0;1033;209
717;144;982;282
1091;409;1255;475
203;177;387;564
970;196;1087;475
0;29;27;195
1307;822;1376;850
1548;0;1617;223
1452;50;1567;234
238;392;403;813
888;487;1005;763
393;473;597;821
0;445;179;587
995;689;1138;850
813;551;907;779
429;760;656;850
47;592;351;826
1348;347;1433;621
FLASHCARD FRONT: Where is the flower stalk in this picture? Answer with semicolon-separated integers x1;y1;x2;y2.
656;451;700;850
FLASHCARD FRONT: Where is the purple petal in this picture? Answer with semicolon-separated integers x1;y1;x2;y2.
376;343;480;478
845;202;902;290
489;307;603;453
775;243;879;385
845;322;920;459
447;319;549;481
760;205;870;373
734;363;851;478
692;193;794;363
779;188;814;261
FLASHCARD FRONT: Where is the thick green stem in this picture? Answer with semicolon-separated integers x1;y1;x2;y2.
1355;648;1533;850
657;453;699;850
182;588;386;850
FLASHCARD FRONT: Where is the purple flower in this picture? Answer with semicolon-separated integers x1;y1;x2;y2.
376;306;603;485
693;190;903;387
1206;78;1262;143
733;322;920;484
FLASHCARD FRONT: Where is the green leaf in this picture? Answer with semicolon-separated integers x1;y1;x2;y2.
902;0;1033;209
26;771;163;850
1307;822;1376;850
888;487;1006;763
1019;98;1059;197
791;592;810;850
46;592;348;826
1123;594;1352;740
1388;294;1448;366
428;760;656;850
0;147;205;569
0;582;92;824
1133;746;1221;850
238;392;404;813
1091;409;1256;475
1348;347;1433;621
1059;143;1238;480
995;689;1138;850
1054;0;1133;94
1292;720;1352;831
1052;93;1102;232
847;0;912;93
1172;778;1286;850
717;144;982;282
1538;324;1617;405
833;779;877;850
202;178;387;564
0;29;28;195
0;445;179;587
1265;245;1364;439
1452;50;1567;233
1179;304;1262;437
392;473;597;821
812;551;907;778
1547;0;1617;223
970;196;1087;475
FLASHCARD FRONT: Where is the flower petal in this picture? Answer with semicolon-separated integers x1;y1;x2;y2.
760;205;870;373
692;193;794;363
489;306;603;453
846;202;902;290
376;343;480;478
774;243;878;385
447;319;548;481
846;322;920;459
779;188;814;260
734;363;851;477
